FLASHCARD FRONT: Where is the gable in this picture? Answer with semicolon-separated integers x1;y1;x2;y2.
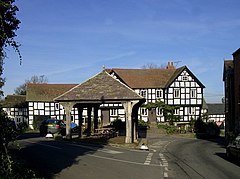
55;71;144;102
166;66;205;88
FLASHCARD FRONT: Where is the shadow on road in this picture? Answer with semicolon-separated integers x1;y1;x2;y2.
10;132;108;179
197;135;227;148
215;152;240;167
16;132;41;140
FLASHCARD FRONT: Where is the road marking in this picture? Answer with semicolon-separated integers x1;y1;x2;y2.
159;153;169;177
87;153;161;167
97;148;123;154
164;172;168;178
144;152;153;165
26;141;62;150
68;143;123;154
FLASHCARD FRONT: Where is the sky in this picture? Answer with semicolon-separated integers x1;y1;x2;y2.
3;0;240;103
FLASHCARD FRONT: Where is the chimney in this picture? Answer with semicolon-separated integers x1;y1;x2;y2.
166;61;175;70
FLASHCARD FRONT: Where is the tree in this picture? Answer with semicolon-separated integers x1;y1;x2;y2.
0;0;21;96
0;1;37;178
145;100;180;125
14;75;48;95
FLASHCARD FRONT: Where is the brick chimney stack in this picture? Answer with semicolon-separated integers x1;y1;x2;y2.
166;61;175;70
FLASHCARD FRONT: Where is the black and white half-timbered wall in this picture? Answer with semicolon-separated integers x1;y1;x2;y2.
107;63;205;125
2;95;28;126
3;62;205;128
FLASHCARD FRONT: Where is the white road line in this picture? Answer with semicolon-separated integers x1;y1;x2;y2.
88;153;161;167
67;143;123;154
144;152;153;165
164;172;168;178
159;153;169;177
97;149;123;154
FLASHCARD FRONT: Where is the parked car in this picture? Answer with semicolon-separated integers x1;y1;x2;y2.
226;135;240;160
60;122;79;136
39;119;65;137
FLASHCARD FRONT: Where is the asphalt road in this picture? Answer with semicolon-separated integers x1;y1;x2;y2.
148;135;240;178
10;133;240;179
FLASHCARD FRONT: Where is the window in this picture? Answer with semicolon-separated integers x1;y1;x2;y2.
174;89;180;98
156;90;162;99
140;90;147;98
141;108;148;116
110;109;118;116
188;107;195;115
190;89;196;98
55;103;59;110
156;108;163;116
182;75;188;81
174;108;179;115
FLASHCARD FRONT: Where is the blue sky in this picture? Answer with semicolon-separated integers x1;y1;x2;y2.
3;0;240;103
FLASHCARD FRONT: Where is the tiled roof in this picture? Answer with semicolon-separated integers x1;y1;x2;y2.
107;68;175;88
107;66;205;89
55;71;144;102
26;84;77;102
1;95;27;108
207;103;225;115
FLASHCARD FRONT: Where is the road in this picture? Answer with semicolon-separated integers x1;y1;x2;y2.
10;133;240;179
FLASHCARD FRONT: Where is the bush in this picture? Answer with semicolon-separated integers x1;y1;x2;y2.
225;131;238;142
194;118;206;133
194;118;220;138
157;124;178;134
111;119;125;131
138;120;149;129
0;110;36;178
17;122;29;134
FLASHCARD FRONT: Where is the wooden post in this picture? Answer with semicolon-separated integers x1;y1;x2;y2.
122;101;139;143
60;102;75;140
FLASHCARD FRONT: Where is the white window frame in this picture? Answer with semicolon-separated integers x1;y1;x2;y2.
140;89;147;99
156;89;162;99
190;89;197;98
182;75;188;81
188;107;195;115
141;108;148;116
156;107;163;116
174;108;180;115
110;109;118;116
55;103;59;110
174;89;180;98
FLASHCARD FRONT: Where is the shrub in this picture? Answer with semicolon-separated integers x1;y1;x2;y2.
138;120;148;129
111;119;125;131
157;123;178;134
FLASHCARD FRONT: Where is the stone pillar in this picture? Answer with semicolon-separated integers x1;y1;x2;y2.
122;101;139;143
60;102;75;139
78;107;83;138
87;106;92;136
